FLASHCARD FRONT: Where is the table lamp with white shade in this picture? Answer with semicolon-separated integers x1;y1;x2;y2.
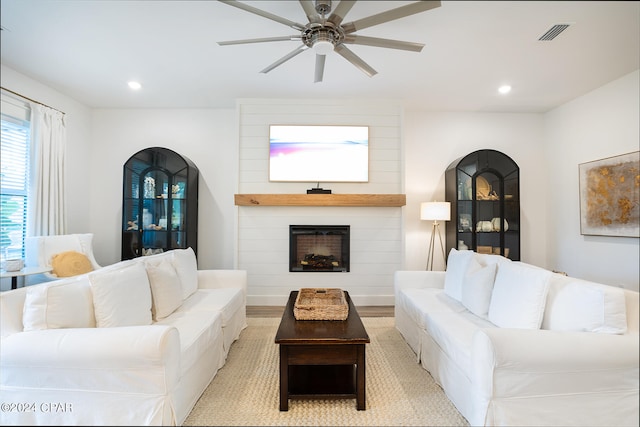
420;201;451;270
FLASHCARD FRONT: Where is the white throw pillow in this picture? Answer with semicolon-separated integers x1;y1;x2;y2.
172;247;198;300
146;261;183;320
461;260;497;318
444;248;475;302
22;276;95;331
543;279;627;334
488;262;552;329
89;262;152;328
475;252;512;267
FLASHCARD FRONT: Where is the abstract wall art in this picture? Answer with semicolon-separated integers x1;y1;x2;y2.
579;151;639;237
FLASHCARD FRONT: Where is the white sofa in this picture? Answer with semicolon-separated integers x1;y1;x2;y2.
395;248;639;427
0;248;247;426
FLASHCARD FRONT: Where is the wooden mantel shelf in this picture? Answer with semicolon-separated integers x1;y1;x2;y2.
234;194;406;207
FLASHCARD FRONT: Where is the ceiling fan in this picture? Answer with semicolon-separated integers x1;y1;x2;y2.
217;0;441;82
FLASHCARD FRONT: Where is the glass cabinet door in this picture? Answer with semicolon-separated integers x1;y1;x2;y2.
456;169;473;251
474;171;502;255
169;169;188;251
141;169;169;253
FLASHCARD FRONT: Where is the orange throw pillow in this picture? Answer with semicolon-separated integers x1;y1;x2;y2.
51;251;94;277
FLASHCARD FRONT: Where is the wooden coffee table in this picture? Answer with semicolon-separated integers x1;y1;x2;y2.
275;290;370;411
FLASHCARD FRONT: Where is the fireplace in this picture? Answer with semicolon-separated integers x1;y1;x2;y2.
289;225;350;272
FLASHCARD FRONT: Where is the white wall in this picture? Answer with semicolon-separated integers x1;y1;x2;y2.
89;109;237;269
544;70;639;290
2;64;637;294
403;112;546;270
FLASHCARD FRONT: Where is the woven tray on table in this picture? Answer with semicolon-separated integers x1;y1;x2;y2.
294;288;349;321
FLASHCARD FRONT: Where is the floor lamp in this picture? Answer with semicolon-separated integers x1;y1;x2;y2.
421;202;451;271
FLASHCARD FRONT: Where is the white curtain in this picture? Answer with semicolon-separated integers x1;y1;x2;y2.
28;104;67;236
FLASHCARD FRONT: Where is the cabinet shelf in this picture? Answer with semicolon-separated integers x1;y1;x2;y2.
234;194;406;207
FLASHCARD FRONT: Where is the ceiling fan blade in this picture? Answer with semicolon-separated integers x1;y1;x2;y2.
314;54;326;83
218;0;306;31
334;44;377;78
260;45;308;74
218;36;300;46
299;0;321;23
342;35;424;52
328;0;357;26
342;1;441;34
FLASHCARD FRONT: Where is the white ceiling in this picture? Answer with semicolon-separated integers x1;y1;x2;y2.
1;1;638;112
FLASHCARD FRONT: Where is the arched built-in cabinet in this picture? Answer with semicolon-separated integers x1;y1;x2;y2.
445;149;520;260
122;147;198;260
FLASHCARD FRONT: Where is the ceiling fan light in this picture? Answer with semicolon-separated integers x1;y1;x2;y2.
313;40;334;55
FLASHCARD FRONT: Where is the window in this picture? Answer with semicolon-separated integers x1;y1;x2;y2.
0;100;31;262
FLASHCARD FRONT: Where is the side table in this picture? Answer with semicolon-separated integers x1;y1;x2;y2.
1;266;53;290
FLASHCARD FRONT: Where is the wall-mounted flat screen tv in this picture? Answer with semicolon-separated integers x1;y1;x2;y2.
269;125;369;182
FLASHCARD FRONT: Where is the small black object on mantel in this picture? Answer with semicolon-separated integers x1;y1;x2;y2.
307;182;332;194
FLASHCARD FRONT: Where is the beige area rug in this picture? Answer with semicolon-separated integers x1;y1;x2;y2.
184;317;468;426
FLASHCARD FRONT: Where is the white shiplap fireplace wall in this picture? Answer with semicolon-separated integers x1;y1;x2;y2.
237;99;404;306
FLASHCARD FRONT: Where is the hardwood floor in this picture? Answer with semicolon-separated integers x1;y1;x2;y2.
247;305;394;318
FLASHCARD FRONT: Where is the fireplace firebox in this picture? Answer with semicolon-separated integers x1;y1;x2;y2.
289;225;350;272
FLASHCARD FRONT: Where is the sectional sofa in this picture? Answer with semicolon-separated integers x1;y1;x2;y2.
0;248;247;426
395;248;639;426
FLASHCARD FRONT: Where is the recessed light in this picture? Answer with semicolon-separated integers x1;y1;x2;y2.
128;81;142;90
498;85;511;95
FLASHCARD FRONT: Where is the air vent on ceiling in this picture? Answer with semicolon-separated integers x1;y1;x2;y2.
538;24;570;41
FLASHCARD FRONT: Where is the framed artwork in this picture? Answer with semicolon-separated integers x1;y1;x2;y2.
579;151;639;237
